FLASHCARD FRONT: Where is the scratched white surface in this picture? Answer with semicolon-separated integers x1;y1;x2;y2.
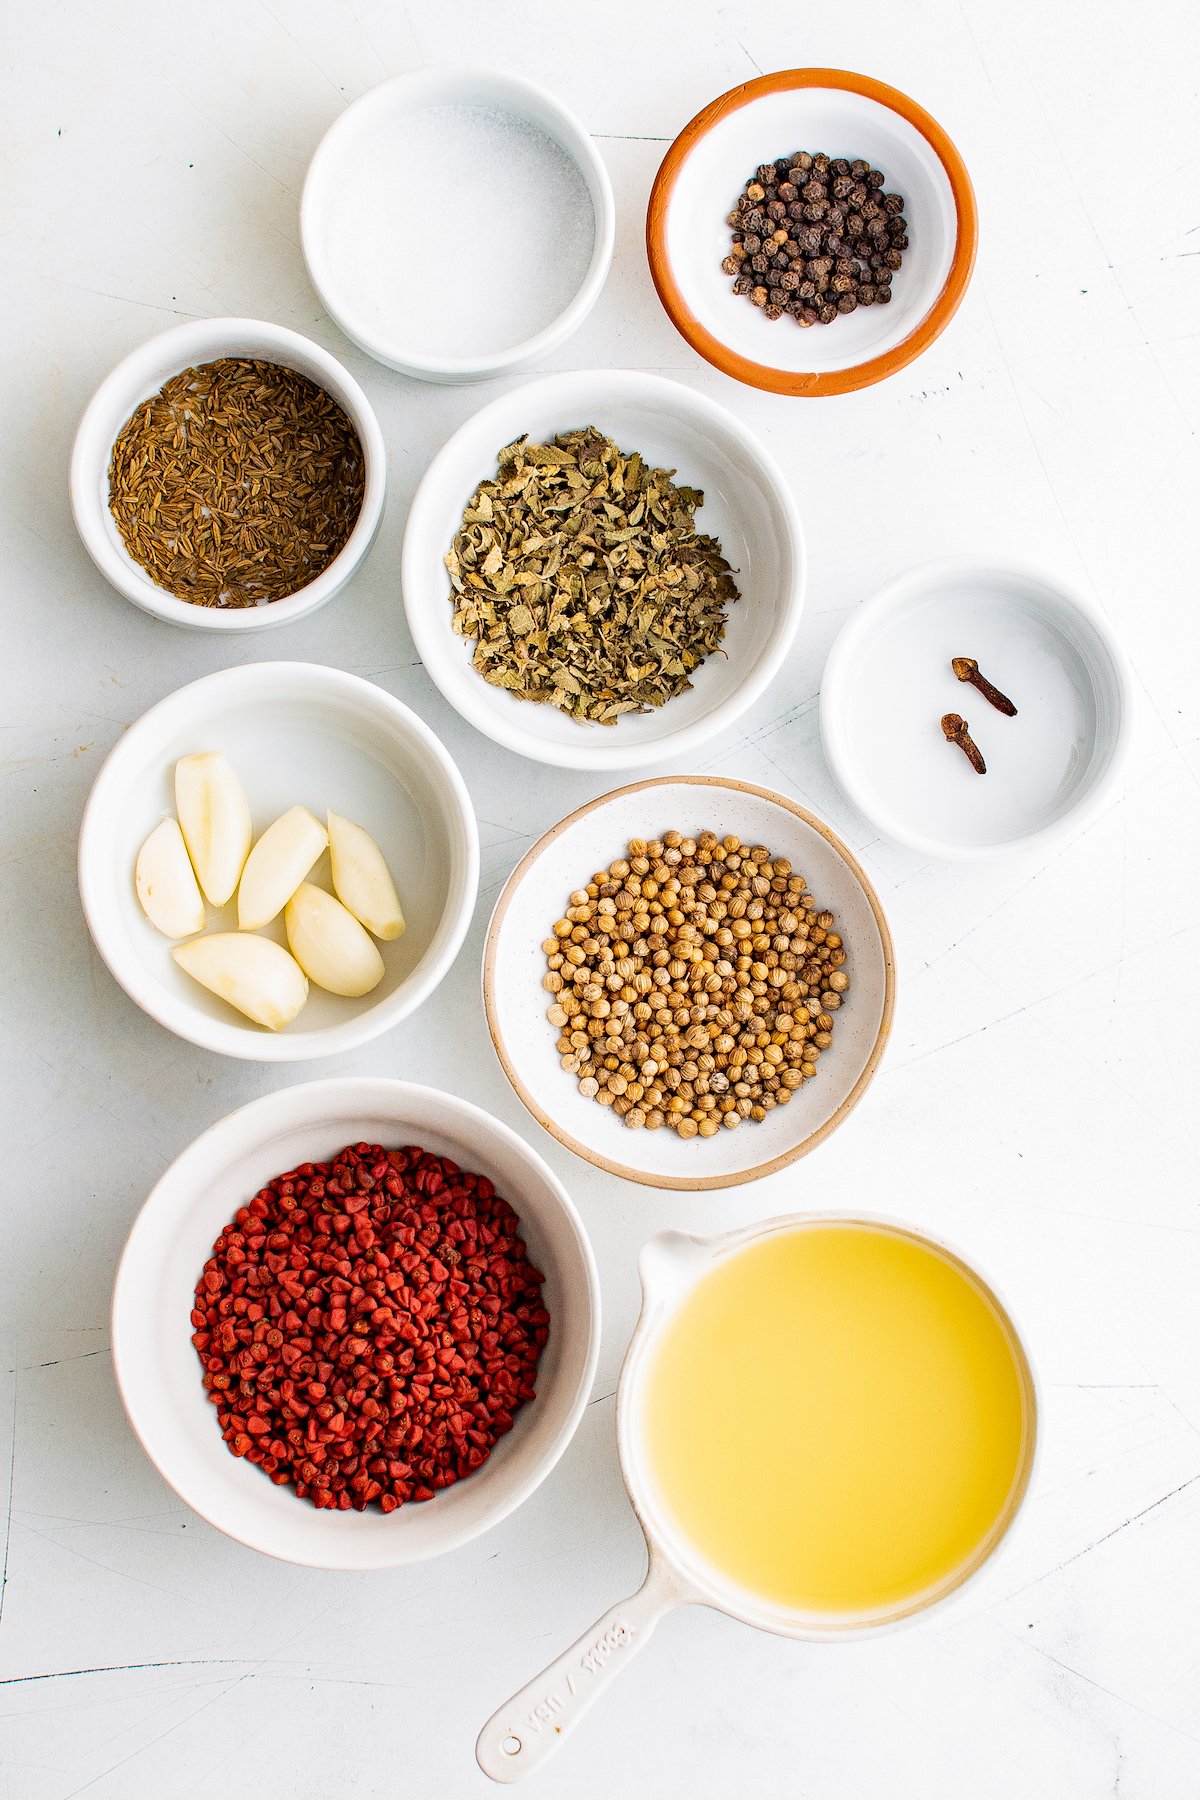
2;3;1199;1796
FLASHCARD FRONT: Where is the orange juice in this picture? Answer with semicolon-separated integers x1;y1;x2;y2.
640;1222;1031;1615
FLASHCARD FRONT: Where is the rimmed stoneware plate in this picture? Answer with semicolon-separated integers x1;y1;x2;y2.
646;68;977;396
483;776;895;1191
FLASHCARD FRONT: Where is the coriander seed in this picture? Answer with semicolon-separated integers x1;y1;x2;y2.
542;832;850;1138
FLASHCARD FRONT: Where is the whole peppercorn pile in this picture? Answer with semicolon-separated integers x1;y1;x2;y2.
191;1143;549;1512
542;832;850;1136
722;152;908;325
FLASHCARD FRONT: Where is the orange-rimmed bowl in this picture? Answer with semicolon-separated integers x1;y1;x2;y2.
646;68;977;397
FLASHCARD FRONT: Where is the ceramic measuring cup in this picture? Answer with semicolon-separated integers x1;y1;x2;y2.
476;1213;1037;1782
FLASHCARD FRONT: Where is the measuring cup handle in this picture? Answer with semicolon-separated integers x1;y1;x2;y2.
476;1558;679;1783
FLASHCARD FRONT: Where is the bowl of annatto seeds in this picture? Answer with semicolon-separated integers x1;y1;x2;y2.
69;317;386;630
112;1078;600;1567
401;369;804;771
484;776;896;1190
646;68;977;396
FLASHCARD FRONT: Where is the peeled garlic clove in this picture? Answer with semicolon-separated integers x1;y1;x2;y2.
135;817;206;939
237;806;328;931
285;882;385;997
174;753;253;908
327;811;405;941
173;933;308;1029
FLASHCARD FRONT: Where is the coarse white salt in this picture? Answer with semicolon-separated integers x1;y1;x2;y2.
326;103;597;361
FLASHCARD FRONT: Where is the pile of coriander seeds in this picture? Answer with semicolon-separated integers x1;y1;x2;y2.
722;151;908;326
541;831;849;1136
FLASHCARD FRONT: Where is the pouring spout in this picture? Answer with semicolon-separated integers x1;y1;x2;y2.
636;1228;717;1307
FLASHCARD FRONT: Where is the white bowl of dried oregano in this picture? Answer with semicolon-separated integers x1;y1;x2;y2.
69;317;387;631
401;369;805;771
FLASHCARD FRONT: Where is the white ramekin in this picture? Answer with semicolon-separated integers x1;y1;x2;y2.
300;67;615;383
69;317;386;632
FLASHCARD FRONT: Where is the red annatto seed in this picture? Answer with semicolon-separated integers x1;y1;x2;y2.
192;1144;547;1516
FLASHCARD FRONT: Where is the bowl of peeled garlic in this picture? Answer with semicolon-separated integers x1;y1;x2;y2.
78;663;479;1060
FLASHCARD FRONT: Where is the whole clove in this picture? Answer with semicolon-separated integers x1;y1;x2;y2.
941;712;987;775
952;657;1017;717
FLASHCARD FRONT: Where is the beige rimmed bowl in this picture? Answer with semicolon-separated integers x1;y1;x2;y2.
483;776;894;1190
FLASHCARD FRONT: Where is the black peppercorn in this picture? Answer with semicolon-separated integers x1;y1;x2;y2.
723;151;907;327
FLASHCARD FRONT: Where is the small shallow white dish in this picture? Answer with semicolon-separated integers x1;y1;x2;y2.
646;68;976;396
301;68;615;383
402;371;805;772
69;318;386;632
484;776;894;1190
79;663;478;1060
819;556;1135;861
112;1078;600;1569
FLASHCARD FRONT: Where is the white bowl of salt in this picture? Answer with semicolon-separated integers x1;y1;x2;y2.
301;68;615;384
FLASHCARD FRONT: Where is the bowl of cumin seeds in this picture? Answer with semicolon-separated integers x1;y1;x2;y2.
70;318;386;631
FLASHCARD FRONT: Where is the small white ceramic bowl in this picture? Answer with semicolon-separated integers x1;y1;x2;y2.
112;1078;600;1568
819;556;1135;861
69;318;386;631
647;68;977;397
301;68;615;383
402;370;805;771
484;776;895;1190
79;663;478;1060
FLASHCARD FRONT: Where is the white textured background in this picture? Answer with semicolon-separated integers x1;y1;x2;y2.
2;3;1199;1796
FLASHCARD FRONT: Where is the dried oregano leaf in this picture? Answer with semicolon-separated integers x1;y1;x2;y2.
445;429;740;724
